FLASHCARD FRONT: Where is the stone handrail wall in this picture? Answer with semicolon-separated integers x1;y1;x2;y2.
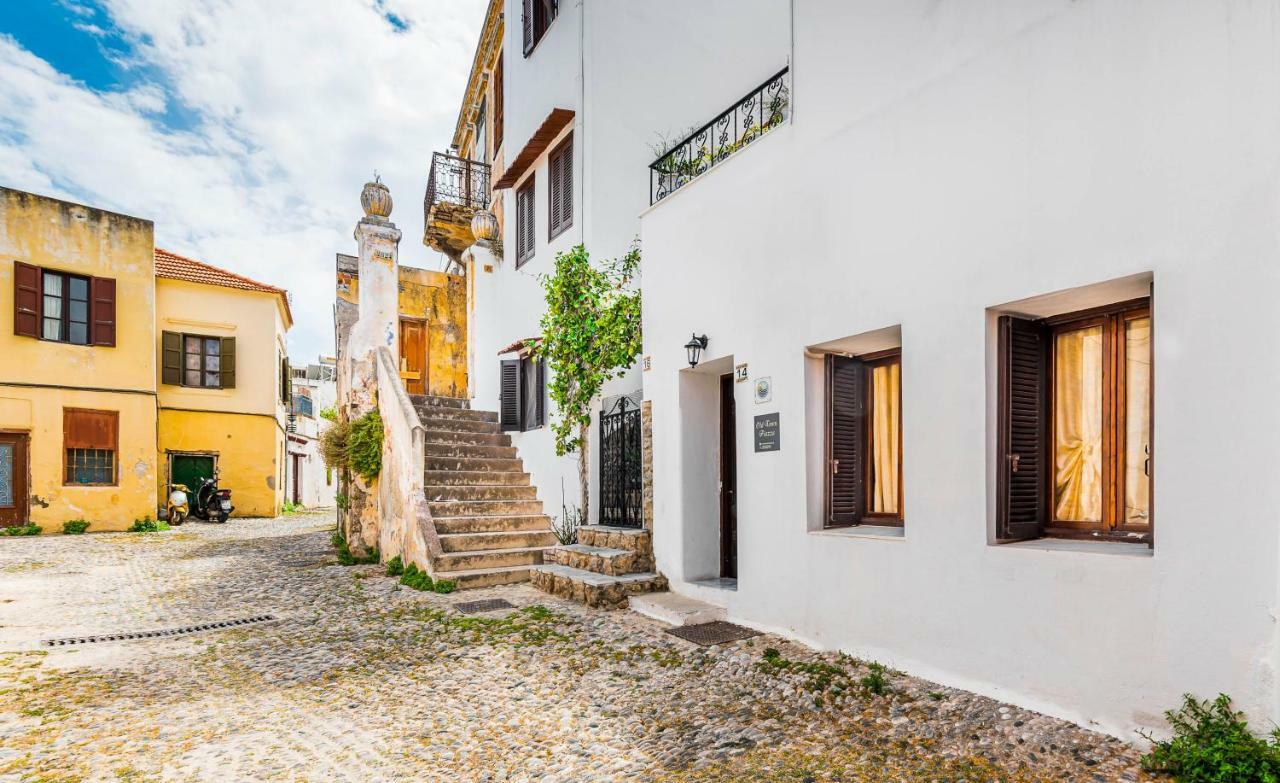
374;346;443;571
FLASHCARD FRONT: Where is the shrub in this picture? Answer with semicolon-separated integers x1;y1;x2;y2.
347;410;383;482
552;503;583;545
332;530;377;566
128;517;158;533
319;405;338;422
860;662;889;696
1141;693;1280;782
385;555;404;577
62;520;90;535
282;500;301;515
1;524;40;536
335;491;348;511
399;563;434;591
433;579;457;594
320;418;351;470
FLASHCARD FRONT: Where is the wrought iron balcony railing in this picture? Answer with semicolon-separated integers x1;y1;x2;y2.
649;67;790;205
424;151;491;218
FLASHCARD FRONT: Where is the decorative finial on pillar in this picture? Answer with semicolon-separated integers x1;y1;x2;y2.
361;174;393;219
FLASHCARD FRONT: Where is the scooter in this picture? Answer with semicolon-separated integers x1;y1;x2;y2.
167;474;234;524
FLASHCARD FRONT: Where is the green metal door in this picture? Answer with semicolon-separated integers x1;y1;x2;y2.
170;454;215;491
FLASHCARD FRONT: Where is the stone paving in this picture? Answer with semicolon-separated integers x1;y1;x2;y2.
0;514;1153;782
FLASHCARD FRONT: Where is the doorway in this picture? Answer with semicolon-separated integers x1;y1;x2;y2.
291;453;303;506
719;374;738;579
170;453;216;493
400;318;427;395
0;433;29;528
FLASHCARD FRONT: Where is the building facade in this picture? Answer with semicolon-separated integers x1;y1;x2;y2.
288;357;338;508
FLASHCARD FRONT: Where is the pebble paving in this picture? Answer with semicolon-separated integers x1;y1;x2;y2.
0;514;1152;782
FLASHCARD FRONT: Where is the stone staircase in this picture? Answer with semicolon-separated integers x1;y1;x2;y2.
414;395;558;589
531;526;668;609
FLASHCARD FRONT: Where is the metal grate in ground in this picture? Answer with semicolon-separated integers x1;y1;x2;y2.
665;620;760;647
453;598;515;614
42;615;277;647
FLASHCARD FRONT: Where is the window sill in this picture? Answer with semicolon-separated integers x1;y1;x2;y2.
996;537;1153;558
813;525;905;541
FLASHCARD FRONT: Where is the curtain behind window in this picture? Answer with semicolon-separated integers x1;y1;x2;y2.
869;362;900;514
1053;326;1104;521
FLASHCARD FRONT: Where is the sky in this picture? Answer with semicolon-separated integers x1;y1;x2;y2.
0;0;487;363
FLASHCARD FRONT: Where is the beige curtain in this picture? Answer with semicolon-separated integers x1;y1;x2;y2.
1124;317;1151;526
1053;326;1103;521
870;362;900;514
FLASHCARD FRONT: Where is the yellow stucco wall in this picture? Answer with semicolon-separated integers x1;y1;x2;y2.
0;188;158;532
157;409;283;518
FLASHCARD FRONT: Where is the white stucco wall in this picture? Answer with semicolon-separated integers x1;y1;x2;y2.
640;0;1280;739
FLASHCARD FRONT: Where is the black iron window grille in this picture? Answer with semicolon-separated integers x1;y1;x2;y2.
649;67;790;205
599;396;643;528
425;151;491;217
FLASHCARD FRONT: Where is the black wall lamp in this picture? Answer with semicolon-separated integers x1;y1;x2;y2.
684;333;709;368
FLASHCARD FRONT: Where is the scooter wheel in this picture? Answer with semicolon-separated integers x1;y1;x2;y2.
170;513;184;526
217;514;229;524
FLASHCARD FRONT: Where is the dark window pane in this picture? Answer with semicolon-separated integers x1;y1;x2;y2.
205;339;220;356
185;353;202;370
206;355;220;372
185;336;202;353
185;370;201;386
205;372;220;387
68;322;88;345
69;277;88;299
69;300;87;322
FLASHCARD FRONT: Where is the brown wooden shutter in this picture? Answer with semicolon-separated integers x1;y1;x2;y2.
997;315;1049;541
827;355;866;525
548;152;560;237
522;0;535;55
161;331;183;386
560;135;573;234
493;53;504;152
64;408;118;450
13;261;39;337
90;276;116;346
220;337;236;389
535;358;546;427
500;359;522;431
516;180;536;266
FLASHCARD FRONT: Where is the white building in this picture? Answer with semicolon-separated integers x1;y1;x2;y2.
639;0;1280;740
288;357;337;508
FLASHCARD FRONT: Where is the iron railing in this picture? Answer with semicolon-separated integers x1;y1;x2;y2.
599;396;643;528
424;151;491;218
649;67;790;204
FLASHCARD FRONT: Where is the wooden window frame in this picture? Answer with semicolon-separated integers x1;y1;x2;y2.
40;269;92;345
181;334;224;389
515;178;535;267
823;347;904;529
62;408;118;487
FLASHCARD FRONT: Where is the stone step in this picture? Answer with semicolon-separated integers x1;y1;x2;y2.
425;484;539;502
414;407;499;423
423;429;511;447
439;529;559;553
429;499;545;517
410;395;470;410
544;543;652;576
433;546;551;572
530;564;668;609
445;564;533;590
426;456;524;473
577;525;653;558
418;417;503;434
425;470;531;487
433;513;553;534
629;593;726;626
424;442;519;460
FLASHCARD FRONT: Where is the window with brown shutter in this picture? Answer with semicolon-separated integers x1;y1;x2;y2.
515;178;535;267
500;356;546;432
523;0;558;57
91;276;116;346
548;133;573;241
493;53;504;152
825;350;903;528
997;298;1152;543
161;331;234;389
13;261;39;337
12;262;115;347
500;359;522;431
63;408;118;485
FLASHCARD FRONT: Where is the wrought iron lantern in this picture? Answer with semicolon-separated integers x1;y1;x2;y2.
684;333;709;368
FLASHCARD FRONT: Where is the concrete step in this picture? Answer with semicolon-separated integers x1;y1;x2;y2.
433;513;553;534
425;470;531;487
414;407;499;423
446;564;533;590
410;394;470;410
425;484;538;502
429;499;544;517
578;525;653;558
629;593;726;626
439;529;559;553
434;546;551;572
530;563;668;609
544;543;652;576
424;442;519;460
418;417;503;434
423;429;510;447
426;456;524;473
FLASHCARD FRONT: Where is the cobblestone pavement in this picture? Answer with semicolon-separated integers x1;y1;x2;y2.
0;515;1152;782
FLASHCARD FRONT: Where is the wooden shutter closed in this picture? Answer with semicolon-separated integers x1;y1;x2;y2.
493;53;504;152
516;181;535;266
548;150;561;236
500;359;522;431
13;261;39;337
90;276;116;346
548;135;572;239
220;337;236;389
997;316;1049;541
827;356;866;525
522;0;535;55
64;408;118;450
535;358;546;427
161;331;183;386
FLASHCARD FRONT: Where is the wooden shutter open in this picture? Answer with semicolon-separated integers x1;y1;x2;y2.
500;359;522;431
827;355;866;526
90;276;116;346
161;331;183;386
997;315;1049;541
220;337;236;389
522;0;534;55
13;261;39;337
535;358;546;427
516;180;535;266
493;53;504;152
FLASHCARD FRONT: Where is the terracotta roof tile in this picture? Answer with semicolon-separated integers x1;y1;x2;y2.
154;248;292;326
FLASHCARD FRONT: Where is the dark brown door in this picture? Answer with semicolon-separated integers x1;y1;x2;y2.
291;453;303;506
399;319;427;395
719;374;738;579
0;433;29;528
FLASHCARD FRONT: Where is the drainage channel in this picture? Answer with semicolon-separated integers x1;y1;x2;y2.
42;614;277;647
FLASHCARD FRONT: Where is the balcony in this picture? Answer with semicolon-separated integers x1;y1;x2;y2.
649;67;790;205
423;151;491;257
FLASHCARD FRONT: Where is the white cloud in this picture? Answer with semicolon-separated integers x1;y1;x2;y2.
0;0;485;361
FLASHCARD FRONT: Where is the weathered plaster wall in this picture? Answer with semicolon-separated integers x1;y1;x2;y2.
157;409;283;518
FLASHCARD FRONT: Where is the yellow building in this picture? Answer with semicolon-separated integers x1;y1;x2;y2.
155;249;293;519
0;187;291;532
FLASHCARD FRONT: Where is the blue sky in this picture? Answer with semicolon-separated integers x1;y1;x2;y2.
0;0;485;360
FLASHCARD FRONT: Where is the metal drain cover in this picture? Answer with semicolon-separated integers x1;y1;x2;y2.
42;615;277;647
665;621;760;647
453;598;515;614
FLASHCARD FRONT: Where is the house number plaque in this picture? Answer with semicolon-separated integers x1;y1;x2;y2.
754;413;780;453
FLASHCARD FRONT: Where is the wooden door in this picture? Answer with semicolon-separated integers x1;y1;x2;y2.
719;374;738;579
0;433;29;528
291;454;303;505
399;318;427;395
